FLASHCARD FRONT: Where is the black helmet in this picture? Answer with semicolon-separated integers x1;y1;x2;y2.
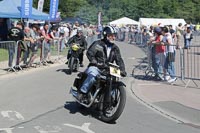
103;26;117;37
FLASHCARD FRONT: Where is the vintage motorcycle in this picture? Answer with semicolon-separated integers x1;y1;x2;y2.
68;43;81;74
70;63;126;123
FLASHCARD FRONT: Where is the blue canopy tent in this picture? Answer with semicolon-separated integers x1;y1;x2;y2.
0;0;49;20
0;0;20;18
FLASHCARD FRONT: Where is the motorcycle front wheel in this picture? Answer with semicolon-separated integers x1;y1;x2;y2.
100;85;126;123
68;57;75;74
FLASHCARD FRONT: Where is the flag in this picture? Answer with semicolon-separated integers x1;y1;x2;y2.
21;0;33;18
97;11;103;32
49;0;59;20
37;0;44;12
98;11;102;27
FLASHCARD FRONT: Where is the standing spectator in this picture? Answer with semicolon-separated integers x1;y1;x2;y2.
23;27;33;65
58;23;70;49
87;24;95;46
70;21;80;38
168;25;176;45
120;26;126;41
162;26;177;82
183;26;193;49
27;24;41;67
7;21;24;68
175;23;184;49
40;23;53;64
49;26;59;48
149;27;165;80
82;23;88;38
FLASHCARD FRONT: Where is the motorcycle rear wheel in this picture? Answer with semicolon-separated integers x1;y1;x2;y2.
100;86;126;123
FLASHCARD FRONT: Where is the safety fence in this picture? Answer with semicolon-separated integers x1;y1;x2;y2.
0;41;17;71
0;39;68;74
132;42;200;88
0;34;99;75
118;30;200;47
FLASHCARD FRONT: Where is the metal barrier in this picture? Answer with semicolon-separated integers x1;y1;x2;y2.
0;34;101;75
182;45;200;81
38;39;68;66
49;38;68;63
0;41;18;72
132;41;200;88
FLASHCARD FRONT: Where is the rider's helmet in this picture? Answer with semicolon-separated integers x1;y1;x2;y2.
77;27;83;33
102;26;118;38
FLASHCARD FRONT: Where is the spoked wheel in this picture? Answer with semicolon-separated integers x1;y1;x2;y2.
100;86;126;123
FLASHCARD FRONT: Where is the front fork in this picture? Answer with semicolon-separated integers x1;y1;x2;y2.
104;77;112;106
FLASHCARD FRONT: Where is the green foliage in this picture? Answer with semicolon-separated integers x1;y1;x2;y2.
0;49;8;62
32;0;200;24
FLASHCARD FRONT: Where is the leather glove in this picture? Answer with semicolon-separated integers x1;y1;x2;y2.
97;63;108;69
120;71;127;77
89;60;97;66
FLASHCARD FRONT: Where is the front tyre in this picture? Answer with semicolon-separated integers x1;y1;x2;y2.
68;57;74;74
100;86;126;123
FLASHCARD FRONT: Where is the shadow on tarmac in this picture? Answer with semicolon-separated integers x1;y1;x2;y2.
64;101;116;124
56;68;78;75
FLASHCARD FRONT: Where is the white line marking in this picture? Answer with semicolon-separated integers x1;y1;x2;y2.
64;123;95;133
0;128;14;133
138;83;162;86
34;125;61;133
18;127;24;129
1;111;24;121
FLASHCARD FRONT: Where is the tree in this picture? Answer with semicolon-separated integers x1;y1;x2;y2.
32;0;200;24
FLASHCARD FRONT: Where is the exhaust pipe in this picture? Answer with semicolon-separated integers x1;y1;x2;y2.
70;87;78;98
70;87;101;108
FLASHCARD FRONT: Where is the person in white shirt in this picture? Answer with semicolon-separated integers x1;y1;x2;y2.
162;26;177;83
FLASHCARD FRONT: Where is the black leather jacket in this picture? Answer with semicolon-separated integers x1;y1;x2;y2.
87;39;126;74
67;35;87;50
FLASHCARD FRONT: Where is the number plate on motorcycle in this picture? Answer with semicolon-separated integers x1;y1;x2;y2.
110;66;121;77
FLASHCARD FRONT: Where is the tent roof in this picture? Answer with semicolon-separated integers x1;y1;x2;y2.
109;17;139;26
0;0;20;18
0;0;49;20
139;18;186;27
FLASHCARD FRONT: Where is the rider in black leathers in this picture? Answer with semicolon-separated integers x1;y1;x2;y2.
79;26;127;95
66;27;87;67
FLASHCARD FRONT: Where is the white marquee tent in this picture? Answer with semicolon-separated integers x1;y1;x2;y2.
109;17;139;26
139;18;186;28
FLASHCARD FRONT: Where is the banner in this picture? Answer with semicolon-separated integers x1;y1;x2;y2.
37;0;44;12
49;0;59;20
97;11;103;32
98;11;102;27
21;0;33;18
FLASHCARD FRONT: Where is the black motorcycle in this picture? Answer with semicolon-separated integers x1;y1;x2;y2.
70;63;126;123
68;43;81;74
